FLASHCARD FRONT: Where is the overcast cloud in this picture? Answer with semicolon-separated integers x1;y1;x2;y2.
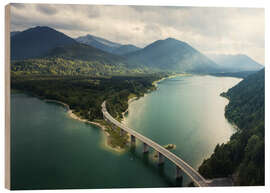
10;3;265;64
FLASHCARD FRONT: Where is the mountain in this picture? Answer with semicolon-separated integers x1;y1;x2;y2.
11;42;146;76
112;44;141;55
11;26;149;76
47;43;131;67
11;41;147;76
76;34;141;55
199;68;265;185
11;31;20;37
76;34;121;53
125;38;218;73
208;54;263;72
11;26;77;60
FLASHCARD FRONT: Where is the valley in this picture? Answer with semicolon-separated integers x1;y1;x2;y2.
10;25;265;187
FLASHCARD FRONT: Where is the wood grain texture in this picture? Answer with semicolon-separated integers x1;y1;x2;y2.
5;4;11;190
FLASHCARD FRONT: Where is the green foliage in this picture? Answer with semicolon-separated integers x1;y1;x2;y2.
11;74;162;151
11;50;167;151
224;69;265;133
11;57;148;77
105;127;129;149
11;75;160;122
47;43;138;69
237;135;265;185
199;69;265;186
211;71;258;78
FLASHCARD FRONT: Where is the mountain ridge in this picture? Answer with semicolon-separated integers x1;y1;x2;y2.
11;31;21;37
46;43;133;67
12;26;261;75
11;26;77;60
208;54;263;72
76;34;122;53
76;34;141;55
125;37;219;73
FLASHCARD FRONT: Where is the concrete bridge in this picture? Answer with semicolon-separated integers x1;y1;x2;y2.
101;101;209;187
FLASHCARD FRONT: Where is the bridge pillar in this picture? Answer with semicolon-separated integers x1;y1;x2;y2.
158;152;164;165
175;166;182;179
120;129;124;136
131;135;136;146
110;124;116;131
143;143;149;153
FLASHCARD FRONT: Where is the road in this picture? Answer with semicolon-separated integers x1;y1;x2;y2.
102;101;209;187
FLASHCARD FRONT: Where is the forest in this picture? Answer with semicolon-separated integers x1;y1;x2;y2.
11;44;265;185
11;57;149;77
11;73;163;149
198;69;265;186
10;45;169;150
11;74;163;122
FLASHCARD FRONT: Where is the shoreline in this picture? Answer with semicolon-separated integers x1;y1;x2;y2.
45;99;103;128
152;73;189;88
218;96;240;132
121;74;241;170
121;96;139;122
35;73;189;153
44;99;125;153
21;73;236;156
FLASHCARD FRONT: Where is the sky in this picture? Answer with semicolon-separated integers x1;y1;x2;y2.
10;3;265;64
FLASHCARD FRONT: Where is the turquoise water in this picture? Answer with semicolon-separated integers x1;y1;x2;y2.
123;75;241;169
11;75;241;189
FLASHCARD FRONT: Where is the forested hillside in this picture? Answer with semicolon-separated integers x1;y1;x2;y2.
126;38;218;73
208;54;263;72
11;42;149;76
76;34;122;53
76;34;141;55
11;26;76;60
11;26;263;75
199;69;265;186
112;44;141;55
47;43;127;64
11;26;146;75
11;75;161;121
11;57;147;76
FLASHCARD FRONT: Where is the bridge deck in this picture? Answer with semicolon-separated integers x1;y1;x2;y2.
102;101;208;187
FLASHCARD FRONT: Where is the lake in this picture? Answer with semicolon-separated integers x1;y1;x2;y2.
11;75;241;189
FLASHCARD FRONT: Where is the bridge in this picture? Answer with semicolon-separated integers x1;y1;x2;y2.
101;101;209;187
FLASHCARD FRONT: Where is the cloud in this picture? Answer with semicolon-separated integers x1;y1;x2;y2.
10;4;264;64
87;6;100;18
35;4;58;15
11;3;25;9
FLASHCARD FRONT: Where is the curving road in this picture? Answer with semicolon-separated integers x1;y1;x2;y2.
102;101;209;187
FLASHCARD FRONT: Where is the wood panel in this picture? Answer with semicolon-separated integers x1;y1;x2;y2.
5;4;11;190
